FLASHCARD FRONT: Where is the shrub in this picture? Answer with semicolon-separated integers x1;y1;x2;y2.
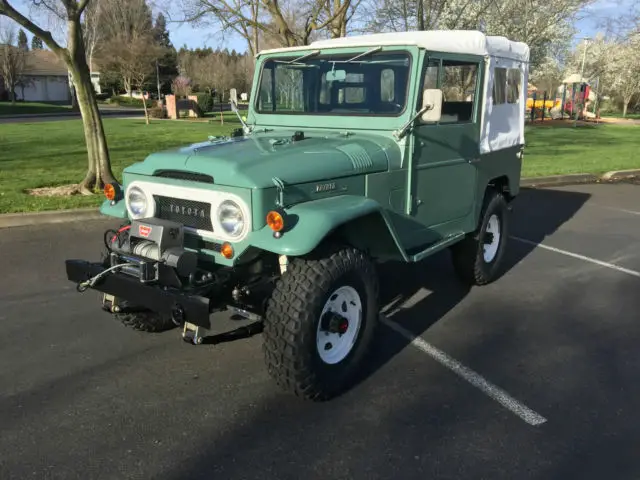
109;95;153;108
149;105;166;119
195;92;213;113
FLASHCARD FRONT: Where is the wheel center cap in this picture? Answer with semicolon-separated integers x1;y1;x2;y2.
321;311;349;335
338;318;349;334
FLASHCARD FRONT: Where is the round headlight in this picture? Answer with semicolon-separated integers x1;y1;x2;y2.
128;186;148;218
217;200;244;237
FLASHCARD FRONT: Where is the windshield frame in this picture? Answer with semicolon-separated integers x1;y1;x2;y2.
252;47;414;119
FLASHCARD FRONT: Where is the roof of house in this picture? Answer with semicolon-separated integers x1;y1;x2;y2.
258;30;530;62
23;49;69;76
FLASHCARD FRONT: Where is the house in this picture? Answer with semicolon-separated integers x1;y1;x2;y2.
0;47;101;103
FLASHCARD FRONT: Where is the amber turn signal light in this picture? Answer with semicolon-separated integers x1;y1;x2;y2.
221;242;234;259
104;183;121;201
104;183;116;201
266;211;284;232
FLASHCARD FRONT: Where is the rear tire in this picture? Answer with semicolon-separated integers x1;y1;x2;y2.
450;189;509;286
262;245;379;401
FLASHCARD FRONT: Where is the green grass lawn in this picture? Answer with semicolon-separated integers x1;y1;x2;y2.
522;123;640;177
0;118;241;214
0;119;638;214
0;102;73;116
601;112;640;120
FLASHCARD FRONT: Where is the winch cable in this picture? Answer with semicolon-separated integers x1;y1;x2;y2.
76;262;137;293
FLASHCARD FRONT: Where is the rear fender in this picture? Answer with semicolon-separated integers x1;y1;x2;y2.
249;195;407;261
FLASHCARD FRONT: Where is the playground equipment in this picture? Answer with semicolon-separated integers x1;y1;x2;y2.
526;75;599;123
557;74;597;120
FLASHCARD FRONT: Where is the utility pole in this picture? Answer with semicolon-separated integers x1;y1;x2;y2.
574;37;590;127
156;59;161;100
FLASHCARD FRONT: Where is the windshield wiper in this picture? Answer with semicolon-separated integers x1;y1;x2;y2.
285;49;321;64
342;46;382;63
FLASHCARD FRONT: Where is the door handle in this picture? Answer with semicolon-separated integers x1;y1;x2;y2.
468;157;481;164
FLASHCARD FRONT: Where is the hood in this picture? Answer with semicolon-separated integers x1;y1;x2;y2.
128;129;400;189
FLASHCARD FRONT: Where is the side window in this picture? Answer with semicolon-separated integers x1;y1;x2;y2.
440;60;478;124
507;68;521;103
492;67;507;105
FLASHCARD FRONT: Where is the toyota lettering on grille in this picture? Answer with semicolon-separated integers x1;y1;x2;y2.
169;203;207;218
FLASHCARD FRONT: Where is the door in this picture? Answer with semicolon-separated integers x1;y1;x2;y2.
410;56;481;238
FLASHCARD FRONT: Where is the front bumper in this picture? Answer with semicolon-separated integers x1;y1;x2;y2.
66;259;212;328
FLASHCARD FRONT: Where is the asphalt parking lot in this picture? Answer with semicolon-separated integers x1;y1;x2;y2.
1;181;639;480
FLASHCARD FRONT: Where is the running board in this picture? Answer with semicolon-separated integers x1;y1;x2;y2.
408;232;466;263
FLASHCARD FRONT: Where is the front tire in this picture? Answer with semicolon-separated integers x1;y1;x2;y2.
115;310;178;333
262;245;379;401
450;189;509;286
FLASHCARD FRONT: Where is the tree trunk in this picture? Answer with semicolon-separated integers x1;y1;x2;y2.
623;99;629;118
142;92;150;125
66;19;115;194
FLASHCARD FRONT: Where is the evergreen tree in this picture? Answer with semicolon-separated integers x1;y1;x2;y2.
153;12;178;95
31;36;43;50
18;29;28;50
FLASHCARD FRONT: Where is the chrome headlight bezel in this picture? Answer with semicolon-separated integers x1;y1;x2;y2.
216;199;246;238
125;184;155;220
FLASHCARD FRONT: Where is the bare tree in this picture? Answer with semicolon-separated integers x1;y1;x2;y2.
82;0;104;73
192;52;234;98
0;0;116;194
128;38;165;124
176;0;357;52
0;21;25;104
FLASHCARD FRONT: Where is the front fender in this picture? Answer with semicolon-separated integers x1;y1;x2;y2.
248;195;403;258
99;198;128;219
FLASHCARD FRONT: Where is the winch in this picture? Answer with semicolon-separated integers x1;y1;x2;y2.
108;218;198;281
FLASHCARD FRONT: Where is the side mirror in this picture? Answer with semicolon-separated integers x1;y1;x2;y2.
420;88;443;123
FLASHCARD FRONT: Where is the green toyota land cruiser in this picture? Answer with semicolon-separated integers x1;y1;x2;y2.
66;29;530;401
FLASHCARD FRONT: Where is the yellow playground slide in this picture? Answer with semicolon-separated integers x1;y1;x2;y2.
526;98;561;110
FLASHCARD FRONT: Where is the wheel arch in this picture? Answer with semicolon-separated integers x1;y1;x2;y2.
322;211;407;262
487;175;515;202
248;195;408;262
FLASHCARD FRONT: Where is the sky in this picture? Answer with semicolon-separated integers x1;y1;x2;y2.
2;0;635;53
164;0;635;52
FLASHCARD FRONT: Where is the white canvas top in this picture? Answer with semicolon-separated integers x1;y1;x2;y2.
258;30;530;62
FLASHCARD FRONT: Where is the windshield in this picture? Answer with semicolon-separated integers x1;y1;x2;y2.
255;50;411;117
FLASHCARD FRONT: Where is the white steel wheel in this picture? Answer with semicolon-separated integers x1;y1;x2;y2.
316;285;363;365
483;214;501;263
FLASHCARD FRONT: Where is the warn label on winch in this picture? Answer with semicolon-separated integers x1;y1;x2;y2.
138;225;152;238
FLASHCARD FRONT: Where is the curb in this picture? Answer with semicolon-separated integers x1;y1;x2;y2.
0;208;104;229
600;169;640;181
2;169;640;229
519;173;599;187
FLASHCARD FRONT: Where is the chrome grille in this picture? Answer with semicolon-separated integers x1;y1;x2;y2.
154;196;213;231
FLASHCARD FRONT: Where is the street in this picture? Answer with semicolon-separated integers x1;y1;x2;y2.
1;181;639;479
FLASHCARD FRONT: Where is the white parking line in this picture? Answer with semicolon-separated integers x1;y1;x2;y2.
590;204;640;216
381;315;548;426
510;236;640;278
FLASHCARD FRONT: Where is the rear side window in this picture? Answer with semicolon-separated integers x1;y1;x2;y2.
507;69;522;103
493;67;507;105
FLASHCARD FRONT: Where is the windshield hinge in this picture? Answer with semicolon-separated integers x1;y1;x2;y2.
272;176;285;207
